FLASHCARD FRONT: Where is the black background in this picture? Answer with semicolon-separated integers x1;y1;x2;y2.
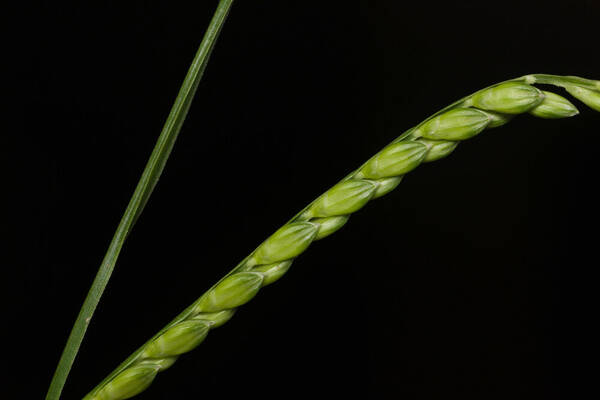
5;0;600;399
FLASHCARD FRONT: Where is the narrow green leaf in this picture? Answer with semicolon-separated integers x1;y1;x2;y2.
44;1;235;399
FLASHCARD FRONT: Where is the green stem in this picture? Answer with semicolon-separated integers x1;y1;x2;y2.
45;1;235;399
530;74;600;90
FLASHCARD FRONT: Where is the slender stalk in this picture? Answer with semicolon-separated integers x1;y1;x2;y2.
45;1;235;399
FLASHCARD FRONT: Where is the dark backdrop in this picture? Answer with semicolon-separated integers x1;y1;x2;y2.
6;1;599;399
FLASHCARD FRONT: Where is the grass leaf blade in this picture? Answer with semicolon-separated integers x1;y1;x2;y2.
44;1;235;399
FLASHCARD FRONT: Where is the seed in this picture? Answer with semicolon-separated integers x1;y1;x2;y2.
192;309;236;328
142;320;210;358
196;272;264;312
251;260;293;285
251;222;319;265
565;85;600;112
358;142;427;179
137;357;177;371
420;139;458;163
95;365;158;400
309;179;377;218
529;91;579;118
418;108;490;141
372;176;403;199
484;110;513;128
312;215;349;239
471;82;544;114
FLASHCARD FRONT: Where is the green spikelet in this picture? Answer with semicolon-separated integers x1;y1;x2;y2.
418;108;490;141
529;91;579;118
142;320;211;358
420;139;458;162
196;272;264;312
308;179;377;217
372;176;403;199
565;85;600;112
95;365;158;400
251;260;293;285
312;216;349;239
251;222;319;265
358;142;427;179
471;82;544;114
